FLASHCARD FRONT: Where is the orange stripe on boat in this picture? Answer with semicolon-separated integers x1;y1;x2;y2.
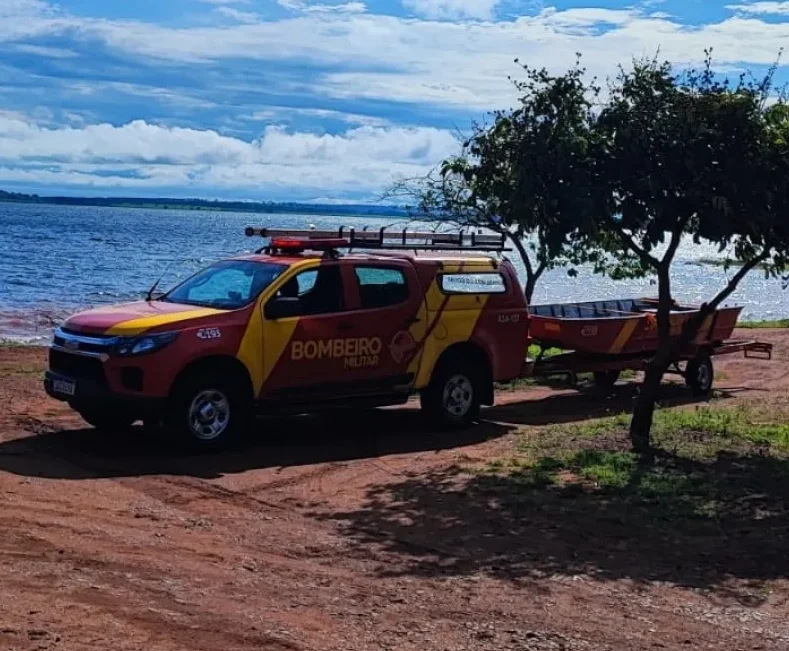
608;318;640;354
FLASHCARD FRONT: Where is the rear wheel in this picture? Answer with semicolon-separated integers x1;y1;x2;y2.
686;353;714;397
168;371;251;450
593;370;621;391
421;358;484;428
75;406;137;432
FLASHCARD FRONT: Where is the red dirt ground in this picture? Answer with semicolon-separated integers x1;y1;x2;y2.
1;329;788;650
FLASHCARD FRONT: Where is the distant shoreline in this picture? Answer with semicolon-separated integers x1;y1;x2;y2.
0;189;410;219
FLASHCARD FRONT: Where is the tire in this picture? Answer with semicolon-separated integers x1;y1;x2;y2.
686;353;714;397
168;371;251;451
75;406;137;432
421;358;484;428
593;370;621;391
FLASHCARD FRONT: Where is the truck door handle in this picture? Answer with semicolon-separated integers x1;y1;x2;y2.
337;322;355;332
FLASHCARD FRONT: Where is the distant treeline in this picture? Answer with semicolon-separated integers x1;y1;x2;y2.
0;189;410;218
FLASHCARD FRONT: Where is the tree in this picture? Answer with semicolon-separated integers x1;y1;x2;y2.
389;58;601;302
589;53;789;457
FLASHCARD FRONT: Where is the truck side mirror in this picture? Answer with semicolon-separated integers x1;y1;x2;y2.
265;297;302;320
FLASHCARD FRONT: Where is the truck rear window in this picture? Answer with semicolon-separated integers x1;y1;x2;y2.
439;272;506;294
355;267;409;308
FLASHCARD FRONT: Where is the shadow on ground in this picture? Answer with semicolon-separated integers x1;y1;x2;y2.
489;380;745;427
0;407;514;481
0;380;741;482
321;450;789;599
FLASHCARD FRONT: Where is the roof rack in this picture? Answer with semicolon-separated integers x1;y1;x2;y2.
244;226;509;253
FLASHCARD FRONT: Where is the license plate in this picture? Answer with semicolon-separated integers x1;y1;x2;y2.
52;379;76;396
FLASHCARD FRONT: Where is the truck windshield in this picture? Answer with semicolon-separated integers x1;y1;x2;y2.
162;260;287;310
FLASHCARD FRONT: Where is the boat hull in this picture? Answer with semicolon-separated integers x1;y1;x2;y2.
528;298;743;355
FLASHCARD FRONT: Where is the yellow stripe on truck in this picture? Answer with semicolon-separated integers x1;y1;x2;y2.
236;259;315;396
412;261;492;387
105;308;224;336
414;294;490;389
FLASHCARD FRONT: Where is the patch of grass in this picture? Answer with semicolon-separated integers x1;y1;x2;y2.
738;319;789;329
527;344;564;359
0;362;43;377
487;405;789;524
556;406;789;453
0;339;28;348
653;406;789;450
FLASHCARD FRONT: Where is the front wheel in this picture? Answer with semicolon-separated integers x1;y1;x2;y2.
421;359;483;428
169;373;251;450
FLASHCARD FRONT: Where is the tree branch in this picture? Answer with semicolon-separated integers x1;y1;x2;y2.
662;216;690;266
706;251;771;312
607;218;660;270
511;235;534;279
534;260;548;281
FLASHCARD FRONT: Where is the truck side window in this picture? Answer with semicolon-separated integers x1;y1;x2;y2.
277;266;344;315
355;266;409;308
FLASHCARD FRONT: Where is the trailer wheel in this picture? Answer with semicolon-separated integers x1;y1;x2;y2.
686;353;714;397
593;370;621;391
421;358;483;428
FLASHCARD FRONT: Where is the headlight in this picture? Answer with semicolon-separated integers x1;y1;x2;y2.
114;332;179;357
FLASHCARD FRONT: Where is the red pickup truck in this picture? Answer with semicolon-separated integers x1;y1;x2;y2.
45;228;530;449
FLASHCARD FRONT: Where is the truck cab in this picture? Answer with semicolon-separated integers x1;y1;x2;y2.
45;227;530;448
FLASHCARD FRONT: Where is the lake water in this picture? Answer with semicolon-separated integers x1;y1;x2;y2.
2;203;788;343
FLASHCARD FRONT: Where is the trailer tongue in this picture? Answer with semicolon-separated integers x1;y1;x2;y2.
525;297;772;396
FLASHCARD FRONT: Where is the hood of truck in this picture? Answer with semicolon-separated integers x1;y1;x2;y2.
63;301;225;336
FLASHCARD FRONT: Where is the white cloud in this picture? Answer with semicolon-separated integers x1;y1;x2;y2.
2;0;789;198
726;2;789;15
277;0;367;13
13;44;78;58
249;106;391;127
401;0;500;20
1;6;782;111
0;115;457;194
0;0;53;17
216;6;260;23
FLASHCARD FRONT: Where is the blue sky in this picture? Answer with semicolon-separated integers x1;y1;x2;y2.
0;0;788;201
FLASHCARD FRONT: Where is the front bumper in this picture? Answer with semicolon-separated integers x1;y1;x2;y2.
45;329;165;412
44;369;163;412
44;370;109;402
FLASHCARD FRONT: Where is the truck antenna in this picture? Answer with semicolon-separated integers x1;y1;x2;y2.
145;259;175;302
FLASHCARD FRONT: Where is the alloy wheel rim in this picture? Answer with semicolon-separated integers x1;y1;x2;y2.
188;389;231;440
442;374;474;418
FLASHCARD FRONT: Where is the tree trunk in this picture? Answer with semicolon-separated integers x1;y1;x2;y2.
524;276;536;304
629;343;674;459
628;266;673;459
629;365;661;457
510;234;540;304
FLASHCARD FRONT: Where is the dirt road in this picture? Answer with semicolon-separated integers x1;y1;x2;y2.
1;330;788;651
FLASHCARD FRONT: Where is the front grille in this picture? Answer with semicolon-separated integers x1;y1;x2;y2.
54;329;117;355
49;349;107;385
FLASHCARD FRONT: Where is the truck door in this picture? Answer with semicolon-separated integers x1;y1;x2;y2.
339;262;427;393
260;262;356;401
